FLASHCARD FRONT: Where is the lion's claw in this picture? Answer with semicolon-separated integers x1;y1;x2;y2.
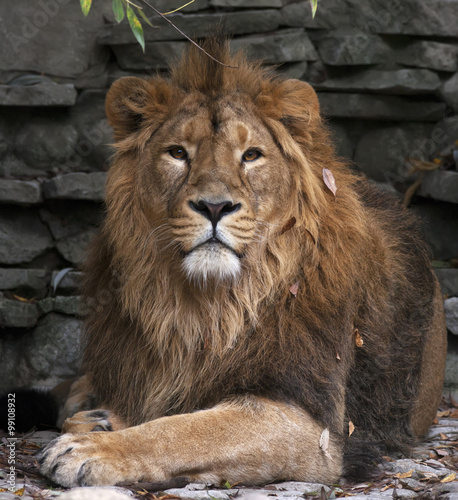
37;433;124;487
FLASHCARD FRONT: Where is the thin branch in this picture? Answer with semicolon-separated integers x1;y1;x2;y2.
137;0;237;68
162;0;196;15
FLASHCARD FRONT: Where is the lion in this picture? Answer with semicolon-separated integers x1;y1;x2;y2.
35;39;447;488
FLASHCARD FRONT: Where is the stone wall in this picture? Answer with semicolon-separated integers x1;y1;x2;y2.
0;0;457;394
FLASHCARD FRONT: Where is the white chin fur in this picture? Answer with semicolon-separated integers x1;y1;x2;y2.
182;244;241;284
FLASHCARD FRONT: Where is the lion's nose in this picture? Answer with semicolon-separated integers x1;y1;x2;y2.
189;200;241;228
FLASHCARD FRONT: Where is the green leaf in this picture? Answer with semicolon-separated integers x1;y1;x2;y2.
127;4;145;52
309;0;318;18
112;0;125;23
80;0;92;16
136;7;154;28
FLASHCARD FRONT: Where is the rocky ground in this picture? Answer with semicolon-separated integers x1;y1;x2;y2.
1;400;458;500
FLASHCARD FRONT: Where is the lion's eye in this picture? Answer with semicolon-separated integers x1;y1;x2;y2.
242;149;262;163
168;146;188;160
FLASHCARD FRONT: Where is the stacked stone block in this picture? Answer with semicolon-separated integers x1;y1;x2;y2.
0;0;457;395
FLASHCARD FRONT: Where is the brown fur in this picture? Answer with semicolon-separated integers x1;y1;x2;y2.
37;40;446;488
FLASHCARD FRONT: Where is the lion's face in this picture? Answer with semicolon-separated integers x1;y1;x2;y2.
105;58;322;289
132;94;294;283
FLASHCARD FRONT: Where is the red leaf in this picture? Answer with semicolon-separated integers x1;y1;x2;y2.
289;282;299;297
280;217;296;235
323;168;337;199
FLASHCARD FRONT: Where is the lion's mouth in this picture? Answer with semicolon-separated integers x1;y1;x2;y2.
181;236;243;282
187;237;242;259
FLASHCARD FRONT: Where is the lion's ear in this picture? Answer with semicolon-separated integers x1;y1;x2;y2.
275;79;320;133
106;77;170;142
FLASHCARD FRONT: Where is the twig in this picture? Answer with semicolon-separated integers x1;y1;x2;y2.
162;0;196;15
403;158;440;206
117;476;190;492
137;0;237;68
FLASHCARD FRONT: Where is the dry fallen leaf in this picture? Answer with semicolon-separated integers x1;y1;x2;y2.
289;282;299;297
14;489;25;497
354;328;363;348
280;217;296;235
349;421;355;437
440;433;449;440
305;228;317;244
440;473;456;483
395;470;413;479
319;428;333;461
12;294;35;303
323;168;337;200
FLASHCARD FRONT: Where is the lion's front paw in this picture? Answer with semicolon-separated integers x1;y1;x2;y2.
62;409;126;434
36;433;127;487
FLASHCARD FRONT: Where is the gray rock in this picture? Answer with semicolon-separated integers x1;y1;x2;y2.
0;209;53;264
434;116;458;146
441;72;458;113
69;91;113;172
0;2;110;82
427;422;458;440
114;29;317;70
418;171;458;204
43;172;106;201
318;93;446;122
304;0;458;36
445;297;458;335
51;270;82;293
0;297;39;328
38;296;83;316
0;268;49;291
0;152;36;178
412;199;458;261
165;489;235;500
211;0;282;6
315;69;441;95
113;40;186;71
317;29;390;65
354;124;434;183
231;29;318;64
101;10;282;44
0;82;77;106
395;41;458;73
0;179;42;205
60;487;134;500
270;482;330;494
15;118;78;173
435;269;458;297
386;458;452;479
15;313;82;387
328;123;353;160
281;2;327;29
278;61;308;80
56;228;97;264
40;204;100;264
156;0;209;10
0;132;7;160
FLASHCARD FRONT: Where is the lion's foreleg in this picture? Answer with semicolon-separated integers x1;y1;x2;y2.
37;397;342;488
